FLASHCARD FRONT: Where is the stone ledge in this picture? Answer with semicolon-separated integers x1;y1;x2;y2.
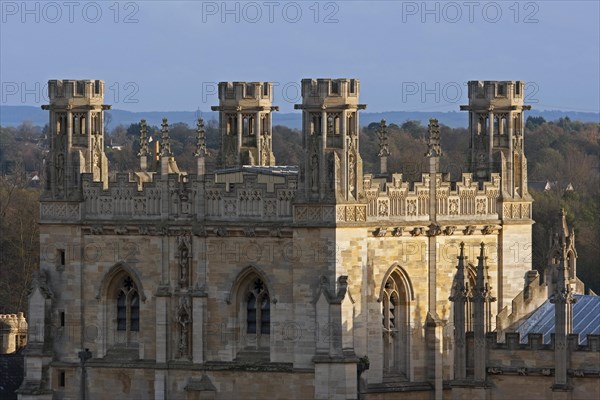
448;379;492;388
313;353;358;364
367;381;432;393
50;359;306;373
552;383;573;392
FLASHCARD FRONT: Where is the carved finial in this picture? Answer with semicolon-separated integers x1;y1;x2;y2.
551;266;575;305
159;117;172;157
377;119;390;157
193;118;207;157
377;119;390;174
473;242;495;303
137;119;149;157
551;242;576;305
425;118;442;157
449;242;468;302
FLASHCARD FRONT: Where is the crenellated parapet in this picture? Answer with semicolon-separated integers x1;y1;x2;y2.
359;172;502;223
450;331;600;387
0;312;27;354
482;332;600;375
449;331;600;397
206;166;298;221
496;271;549;337
41;167;299;225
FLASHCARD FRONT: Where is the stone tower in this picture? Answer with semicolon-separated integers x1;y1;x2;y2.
461;81;533;309
211;82;278;168
294;78;366;202
42;80;110;199
461;81;531;198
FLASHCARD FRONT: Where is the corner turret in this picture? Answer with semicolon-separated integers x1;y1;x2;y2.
42;79;111;199
211;82;278;168
294;78;366;202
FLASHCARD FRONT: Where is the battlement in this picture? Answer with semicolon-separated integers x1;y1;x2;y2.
40;168;299;223
0;312;27;354
496;271;549;336
47;79;104;104
0;313;27;330
357;172;505;224
465;80;526;109
471;332;600;380
296;78;364;109
480;332;600;351
213;81;276;110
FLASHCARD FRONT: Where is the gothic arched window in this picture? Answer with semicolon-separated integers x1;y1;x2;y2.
116;276;139;334
382;270;410;377
245;278;270;335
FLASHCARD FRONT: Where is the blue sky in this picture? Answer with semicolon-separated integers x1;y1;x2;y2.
1;0;599;113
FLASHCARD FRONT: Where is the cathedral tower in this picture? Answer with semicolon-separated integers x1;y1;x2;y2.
461;81;531;198
42;80;110;199
294;78;366;202
211;82;278;168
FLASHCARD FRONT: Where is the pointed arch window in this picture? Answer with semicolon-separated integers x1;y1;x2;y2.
116;276;139;333
382;270;410;377
245;278;270;335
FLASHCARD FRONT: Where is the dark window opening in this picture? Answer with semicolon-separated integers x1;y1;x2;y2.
117;291;127;331
497;84;506;96
331;81;339;94
246;84;255;98
245;278;270;335
130;292;139;332
58;249;65;267
247;293;257;334
260;296;270;334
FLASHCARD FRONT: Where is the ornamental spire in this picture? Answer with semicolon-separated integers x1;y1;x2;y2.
137;119;149;157
473;242;492;301
193;118;207;157
450;241;468;380
159;117;172;157
377;119;390;174
425;118;442;157
449;242;467;302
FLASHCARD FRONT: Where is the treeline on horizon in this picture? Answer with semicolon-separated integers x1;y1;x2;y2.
0;115;598;313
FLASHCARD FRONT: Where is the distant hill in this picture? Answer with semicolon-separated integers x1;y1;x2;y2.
1;105;597;130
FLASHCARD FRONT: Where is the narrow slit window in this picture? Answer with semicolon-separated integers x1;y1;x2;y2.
57;249;66;267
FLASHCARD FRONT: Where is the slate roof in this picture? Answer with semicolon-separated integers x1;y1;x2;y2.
515;295;600;344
